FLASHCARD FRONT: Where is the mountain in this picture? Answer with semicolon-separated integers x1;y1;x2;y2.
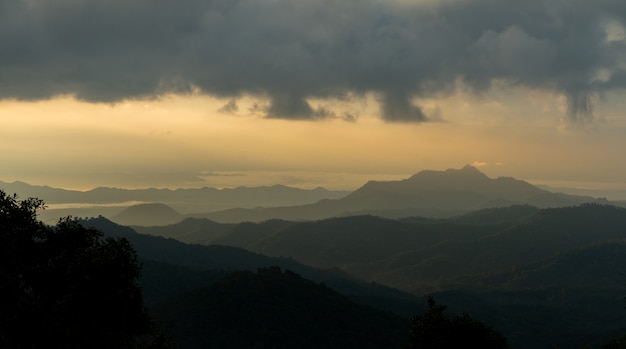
0;180;348;224
2;166;617;225
87;208;626;348
197;165;611;223
112;203;184;226
155;267;408;349
432;240;626;348
480;240;626;291
136;204;626;294
344;165;583;208
149;205;626;348
0;181;348;208
129;216;235;243
81;216;421;317
537;184;626;201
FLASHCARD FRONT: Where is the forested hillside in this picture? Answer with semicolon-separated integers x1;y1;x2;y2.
154;267;409;349
134;204;626;293
129;204;626;348
5;185;626;348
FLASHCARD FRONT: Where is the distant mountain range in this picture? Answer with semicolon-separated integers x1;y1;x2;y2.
0;181;348;208
2;165;621;226
0;180;348;224
181;165;615;223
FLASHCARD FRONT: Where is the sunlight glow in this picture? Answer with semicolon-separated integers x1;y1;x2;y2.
1;87;625;191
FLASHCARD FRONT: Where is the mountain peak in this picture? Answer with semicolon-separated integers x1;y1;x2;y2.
459;164;483;172
407;165;489;182
443;164;487;176
342;165;575;214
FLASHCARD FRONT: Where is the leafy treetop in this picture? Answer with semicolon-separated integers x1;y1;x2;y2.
0;190;169;348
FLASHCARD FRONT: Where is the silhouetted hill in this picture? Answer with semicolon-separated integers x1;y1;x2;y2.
0;180;348;208
76;209;626;348
431;242;626;348
139;260;229;306
3;167;620;225
154;267;408;349
137;204;626;295
345;165;540;209
131;217;235;244
346;204;626;292
81;216;421;317
112;203;184;226
347;166;608;210
480;240;626;291
443;204;541;226
0;180;348;223
197;166;610;223
537;184;626;201
83;216;336;273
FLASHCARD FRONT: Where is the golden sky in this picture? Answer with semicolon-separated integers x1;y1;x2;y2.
2;86;626;191
1;0;625;192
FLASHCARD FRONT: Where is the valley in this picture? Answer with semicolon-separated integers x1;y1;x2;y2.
3;166;626;348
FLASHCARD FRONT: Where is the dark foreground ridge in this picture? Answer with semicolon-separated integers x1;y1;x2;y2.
155;266;408;349
4;184;626;348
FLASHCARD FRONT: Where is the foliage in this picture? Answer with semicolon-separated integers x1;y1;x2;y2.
602;335;626;349
87;204;626;348
156;266;408;349
84;215;422;317
0;190;171;348
406;296;510;349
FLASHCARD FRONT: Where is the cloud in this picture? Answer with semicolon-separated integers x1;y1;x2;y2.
380;91;428;122
565;89;594;123
266;93;316;120
218;99;239;114
1;0;625;122
471;161;488;167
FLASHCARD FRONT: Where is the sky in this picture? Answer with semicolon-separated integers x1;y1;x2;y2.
1;0;626;192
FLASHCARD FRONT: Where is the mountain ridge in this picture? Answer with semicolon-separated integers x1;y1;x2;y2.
125;203;626;348
0;180;349;224
81;216;422;317
3;166;619;225
133;203;626;294
196;166;612;223
112;203;183;226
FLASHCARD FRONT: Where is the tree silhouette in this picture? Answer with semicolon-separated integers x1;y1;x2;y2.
0;190;168;348
406;296;510;349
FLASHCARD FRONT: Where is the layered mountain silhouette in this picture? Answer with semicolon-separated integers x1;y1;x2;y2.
0;181;347;209
97;205;626;348
134;204;626;293
112;203;183;226
4;165;615;225
0;180;348;224
6;168;626;348
82;216;421;316
189;165;610;223
155;267;408;349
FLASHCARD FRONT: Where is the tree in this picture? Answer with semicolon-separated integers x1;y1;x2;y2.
0;190;168;348
406;296;510;349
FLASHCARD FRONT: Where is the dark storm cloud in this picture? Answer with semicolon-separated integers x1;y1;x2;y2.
1;0;625;122
380;91;428;122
